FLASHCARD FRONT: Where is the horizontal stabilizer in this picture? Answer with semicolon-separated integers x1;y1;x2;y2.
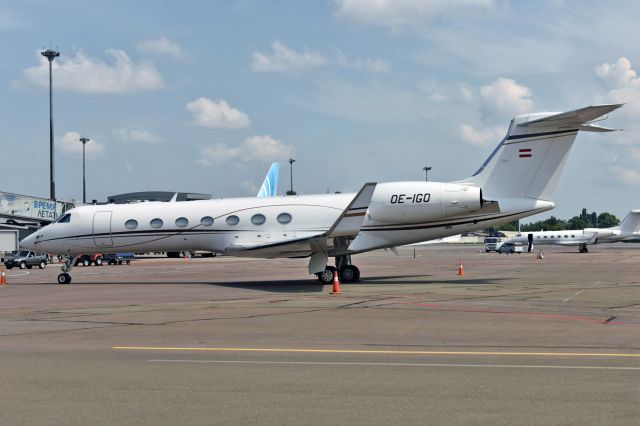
518;104;623;130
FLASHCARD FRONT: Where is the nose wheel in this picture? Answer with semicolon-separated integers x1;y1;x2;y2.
57;273;72;284
57;256;78;284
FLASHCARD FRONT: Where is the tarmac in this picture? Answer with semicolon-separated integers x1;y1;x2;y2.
1;244;639;425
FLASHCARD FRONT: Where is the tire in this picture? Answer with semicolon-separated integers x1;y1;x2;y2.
39;261;46;269
19;261;26;270
118;260;123;265
57;273;71;284
317;268;335;284
82;259;90;267
95;257;103;266
339;265;359;283
126;260;131;265
6;265;12;270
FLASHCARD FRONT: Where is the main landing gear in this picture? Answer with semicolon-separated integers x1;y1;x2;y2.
579;244;589;254
57;256;78;284
316;254;361;284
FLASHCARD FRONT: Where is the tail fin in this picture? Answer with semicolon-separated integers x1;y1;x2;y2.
619;209;640;234
460;104;622;201
257;162;280;198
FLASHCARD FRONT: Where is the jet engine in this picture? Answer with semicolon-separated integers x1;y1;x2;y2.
367;181;483;224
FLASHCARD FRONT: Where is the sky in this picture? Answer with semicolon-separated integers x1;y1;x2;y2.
1;0;640;222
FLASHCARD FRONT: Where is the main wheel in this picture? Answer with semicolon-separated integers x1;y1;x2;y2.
95;257;103;266
317;268;335;284
57;273;71;284
82;258;90;267
339;265;360;283
39;261;46;269
19;261;26;269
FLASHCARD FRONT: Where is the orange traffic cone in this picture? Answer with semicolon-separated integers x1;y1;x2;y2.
1;271;6;286
331;270;342;294
457;260;464;276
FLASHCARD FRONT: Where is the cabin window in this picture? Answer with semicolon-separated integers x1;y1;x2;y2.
571;235;575;238
201;216;214;226
226;215;240;225
564;235;568;238
150;218;163;228
543;236;548;239
251;214;266;225
57;214;71;223
175;217;189;227
277;213;292;224
125;219;138;230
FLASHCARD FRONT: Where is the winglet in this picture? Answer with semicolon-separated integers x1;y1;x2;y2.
325;182;376;238
257;162;280;198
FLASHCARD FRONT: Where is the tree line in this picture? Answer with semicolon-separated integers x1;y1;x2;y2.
490;208;620;233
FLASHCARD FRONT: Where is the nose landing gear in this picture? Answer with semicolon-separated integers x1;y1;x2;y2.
57;256;78;284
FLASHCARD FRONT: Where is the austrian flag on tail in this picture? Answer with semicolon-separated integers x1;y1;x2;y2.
519;148;532;158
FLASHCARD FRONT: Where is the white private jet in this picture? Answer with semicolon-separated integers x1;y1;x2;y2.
507;209;640;253
21;104;622;284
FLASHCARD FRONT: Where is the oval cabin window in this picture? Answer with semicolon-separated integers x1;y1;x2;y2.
251;214;266;225
277;213;292;224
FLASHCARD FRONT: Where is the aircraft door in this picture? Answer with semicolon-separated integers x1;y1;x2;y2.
527;233;534;252
93;211;113;247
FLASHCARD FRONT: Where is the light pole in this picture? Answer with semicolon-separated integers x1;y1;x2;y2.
79;137;90;203
422;166;432;182
41;49;60;200
286;158;296;195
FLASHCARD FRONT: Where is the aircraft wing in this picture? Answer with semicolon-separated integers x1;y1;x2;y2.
518;104;623;132
225;182;377;258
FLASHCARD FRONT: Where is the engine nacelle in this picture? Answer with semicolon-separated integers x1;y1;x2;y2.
368;181;483;224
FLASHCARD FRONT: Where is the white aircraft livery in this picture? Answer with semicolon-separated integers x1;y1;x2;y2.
21;104;622;284
507;209;640;253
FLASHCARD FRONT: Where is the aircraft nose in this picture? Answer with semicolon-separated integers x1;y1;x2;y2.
21;232;38;251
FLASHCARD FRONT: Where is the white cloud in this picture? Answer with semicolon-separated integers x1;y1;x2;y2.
112;128;162;144
251;42;388;74
186;97;250;128
136;37;183;58
335;0;499;27
479;77;534;118
251;42;326;73
612;165;640;185
22;49;164;94
58;132;105;158
334;51;390;73
459;124;505;146
197;135;293;166
596;57;640;115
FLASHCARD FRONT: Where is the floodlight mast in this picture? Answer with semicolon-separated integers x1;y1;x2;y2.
41;49;60;200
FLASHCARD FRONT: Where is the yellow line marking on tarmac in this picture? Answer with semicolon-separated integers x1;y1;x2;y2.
112;346;640;358
147;360;640;370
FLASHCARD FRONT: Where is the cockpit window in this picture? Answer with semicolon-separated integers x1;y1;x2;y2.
57;214;71;223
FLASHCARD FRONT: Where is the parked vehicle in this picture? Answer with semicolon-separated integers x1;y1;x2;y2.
3;251;48;269
497;242;524;254
75;254;104;266
484;236;502;252
104;253;135;265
